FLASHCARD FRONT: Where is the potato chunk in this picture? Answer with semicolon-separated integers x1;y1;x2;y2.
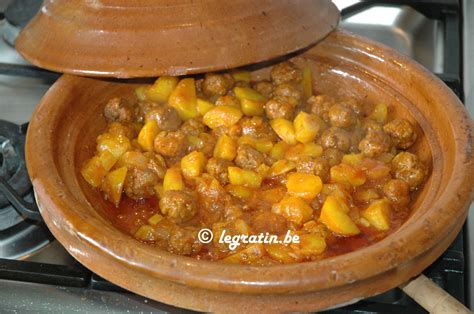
234;86;266;102
102;166;128;206
181;151;207;178
228;166;262;188
203;106;243;129
302;67;313;99
330;163;367;187
196;98;215;115
298;233;326;256
362;199;391;231
146;76;179;103
163;167;184;191
293;111;323;143
270;118;297;145
286;172;323;200
241;98;264;116
368;103;388;124
137;120;159;152
168;78;198;120
214;134;237;161
320;195;360;236
272;196;313;226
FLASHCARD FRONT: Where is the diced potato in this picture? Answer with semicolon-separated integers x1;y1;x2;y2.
234;218;251;235
270;118;297;145
214;135;237;161
362;199;391;231
231;71;251;82
97;133;131;158
256;164;270;177
293;112;323;143
197;98;215;115
285;143;323;161
97;150;118;172
135;85;149;101
222;244;265;264
365;162;391;180
298;233;326;256
134;225;156;242
368;103;388;124
266;244;297;264
146;76;179;103
270;141;290;160
233;86;266;102
238;136;273;154
102;166;128;206
241;99;264;116
181;151;207;178
137;120;159;152
203;106;243;129
286;172;323;200
154;184;164;199
302;67;313;99
147;213;164;225
342;153;364;167
330;163;367;187
225;184;254;201
81;156;108;188
168;78;198;120
228;167;262;188
187;135;203;147
163;167;184;191
353;188;380;203
320;195;360;236
116;151;148;170
272;196;313;226
268;159;296;176
260;187;286;204
321;184;351;203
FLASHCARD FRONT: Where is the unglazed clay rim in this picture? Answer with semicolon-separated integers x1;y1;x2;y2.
26;30;473;295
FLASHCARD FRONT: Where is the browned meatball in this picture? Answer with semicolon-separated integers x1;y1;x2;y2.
206;157;232;184
383;179;410;206
144;152;166;179
234;144;265;170
308;94;336;122
153;131;187;157
124;167;159;199
362;119;383;133
358;130;392;157
392;152;427;190
328;103;357;128
296;157;330;182
144;105;181;131
320;127;351;152
160;190;197;223
253;80;273;99
239;116;277;140
168;226;202;255
339;97;364;116
180;118;206;136
322;148;344;167
194;133;217;157
107;122;136;139
251;211;288;235
270;61;302;85
273;83;302;106
215;95;240;108
383;119;417;149
104;97;134;123
202;73;234;98
265;97;294;120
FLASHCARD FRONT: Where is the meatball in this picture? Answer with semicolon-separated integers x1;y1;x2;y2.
322;148;344;167
296;157;330;182
307;94;336;122
168;226;202;255
328;103;357;128
265;97;294;120
253;80;273;99
202;73;234;98
239;116;277;140
362;119;383;133
234;144;265;170
206;157;232;184
160;190;197;223
270;61;302;85
104;97;134;123
383;179;410;206
180;118;206;136
153;131;187;157
144;105;181;131
107;122;136;139
273;83;302;106
215;95;240;108
320;127;351;152
392;152;427;190
339;97;364;116
383;119;417;149
358;130;392;157
194;133;217;157
251;211;288;235
124;167;159;199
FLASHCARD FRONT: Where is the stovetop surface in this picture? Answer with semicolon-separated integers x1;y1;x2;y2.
0;0;472;312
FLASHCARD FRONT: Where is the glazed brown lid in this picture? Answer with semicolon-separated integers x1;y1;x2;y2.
15;0;340;78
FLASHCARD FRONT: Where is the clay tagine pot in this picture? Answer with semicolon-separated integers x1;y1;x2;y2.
25;30;474;312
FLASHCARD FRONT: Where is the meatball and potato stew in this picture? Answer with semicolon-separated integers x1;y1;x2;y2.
81;61;428;265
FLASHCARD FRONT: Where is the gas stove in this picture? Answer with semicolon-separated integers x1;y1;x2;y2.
0;0;471;312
